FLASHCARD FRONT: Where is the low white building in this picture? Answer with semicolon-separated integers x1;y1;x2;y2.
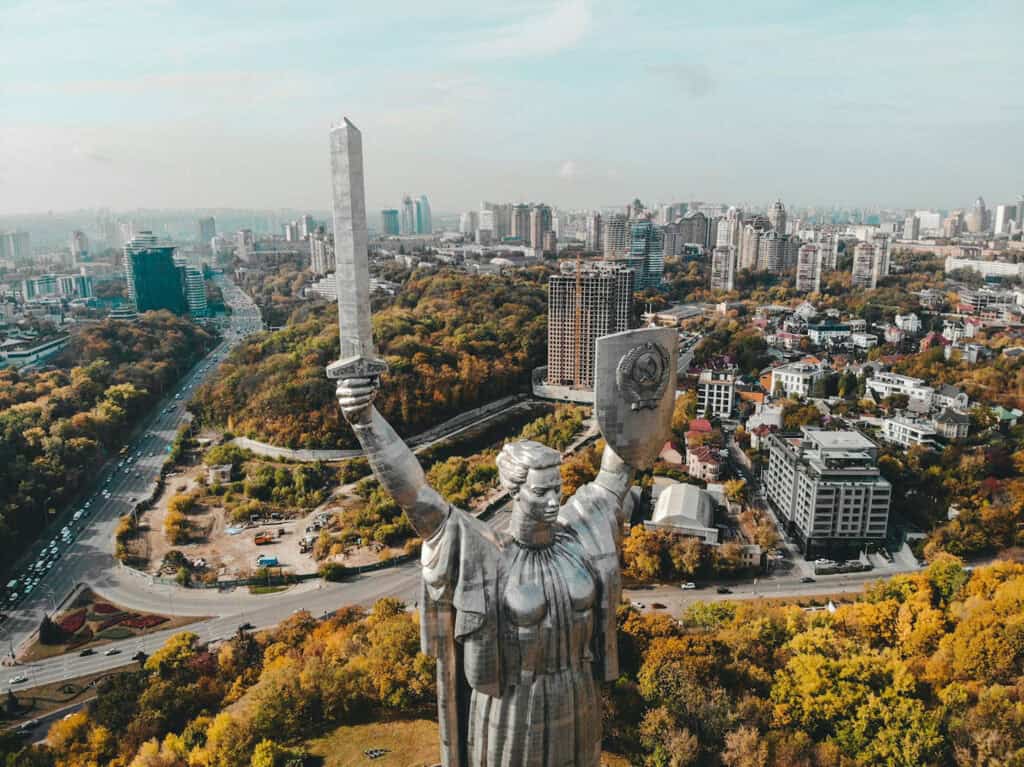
646;483;719;543
866;372;934;411
697;369;737;418
851;333;878;349
894;313;922;334
881;416;937;448
771;362;826;398
807;323;850;346
933;384;969;410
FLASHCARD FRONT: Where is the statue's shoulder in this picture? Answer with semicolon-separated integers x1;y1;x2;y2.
558;482;619;551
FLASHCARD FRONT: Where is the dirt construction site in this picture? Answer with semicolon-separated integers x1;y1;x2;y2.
134;461;403;583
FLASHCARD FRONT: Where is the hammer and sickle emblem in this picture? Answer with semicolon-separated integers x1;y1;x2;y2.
616;341;670;411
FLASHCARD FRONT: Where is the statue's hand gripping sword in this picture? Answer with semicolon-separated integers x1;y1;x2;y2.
325;118;388;386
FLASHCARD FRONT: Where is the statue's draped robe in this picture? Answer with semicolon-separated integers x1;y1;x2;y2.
420;481;623;767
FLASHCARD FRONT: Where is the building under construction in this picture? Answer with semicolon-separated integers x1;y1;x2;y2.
546;260;634;390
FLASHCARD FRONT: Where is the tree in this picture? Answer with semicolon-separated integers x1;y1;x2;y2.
722;726;769;767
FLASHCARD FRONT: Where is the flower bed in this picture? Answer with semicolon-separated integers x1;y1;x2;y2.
97;627;134;640
92;602;119;614
98;615;127;632
57;609;86;634
120;614;168;630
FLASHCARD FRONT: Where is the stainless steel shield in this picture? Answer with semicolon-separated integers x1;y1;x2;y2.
594;326;678;470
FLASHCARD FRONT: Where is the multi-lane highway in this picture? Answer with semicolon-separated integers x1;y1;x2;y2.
1;275;266;687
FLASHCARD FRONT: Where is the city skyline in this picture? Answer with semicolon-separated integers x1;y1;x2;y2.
3;0;1022;215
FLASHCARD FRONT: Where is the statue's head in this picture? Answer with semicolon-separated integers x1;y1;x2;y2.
497;440;563;547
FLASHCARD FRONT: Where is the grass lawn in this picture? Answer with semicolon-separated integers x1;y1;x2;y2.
305;718;438;767
304;716;639;767
248;585;288;595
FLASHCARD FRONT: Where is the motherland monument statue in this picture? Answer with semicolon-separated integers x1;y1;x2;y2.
327;118;677;766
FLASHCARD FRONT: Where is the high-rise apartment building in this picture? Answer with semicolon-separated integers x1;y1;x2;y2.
459;210;479;236
415;195;432;234
994;204;1018;235
174;256;208;318
123;232;188;315
400;196;416;235
283;221;300;241
710;246;737;292
70;230;90;264
764;427;891;555
795;243;822;293
480;202;511;240
966;196;987;234
477;209;495;243
738;215;770;271
547;262;634;389
628;220;665;289
299;214;315;239
512;204;531;243
716;207;742;249
757;230;786;273
602;214;630;258
310;230;333;276
197;217;216;251
769;199;787;234
381;209;400;235
585;213;602;252
530;204;552;253
235;229;255;262
903;214;920;240
0;231;31;262
851;242;879;289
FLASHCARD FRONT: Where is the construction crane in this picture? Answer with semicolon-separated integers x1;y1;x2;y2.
573;250;582;387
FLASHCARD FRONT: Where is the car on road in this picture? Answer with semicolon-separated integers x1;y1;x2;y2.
680;582;697;590
8;675;27;685
651;602;667;610
800;576;816;584
716;587;732;594
630;600;644;609
104;648;121;656
73;510;84;521
79;648;95;657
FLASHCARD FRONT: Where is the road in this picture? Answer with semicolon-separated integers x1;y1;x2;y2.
1;276;264;679
0;283;922;694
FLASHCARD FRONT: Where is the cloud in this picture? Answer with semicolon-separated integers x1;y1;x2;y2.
458;0;591;59
648;62;716;99
558;160;577;179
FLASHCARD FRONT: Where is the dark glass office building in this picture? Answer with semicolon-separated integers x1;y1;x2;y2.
123;231;188;315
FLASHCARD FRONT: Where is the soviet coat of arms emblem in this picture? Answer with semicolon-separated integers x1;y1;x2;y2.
616;340;670;410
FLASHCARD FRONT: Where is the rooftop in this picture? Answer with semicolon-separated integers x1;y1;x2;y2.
802;426;875;452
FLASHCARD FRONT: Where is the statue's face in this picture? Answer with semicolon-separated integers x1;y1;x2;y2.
511;465;562;545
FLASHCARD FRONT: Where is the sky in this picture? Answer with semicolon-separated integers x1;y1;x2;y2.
1;0;1022;216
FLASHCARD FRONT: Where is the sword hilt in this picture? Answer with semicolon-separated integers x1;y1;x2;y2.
326;354;388;381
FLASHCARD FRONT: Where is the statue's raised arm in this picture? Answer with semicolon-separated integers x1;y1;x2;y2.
336;377;448;539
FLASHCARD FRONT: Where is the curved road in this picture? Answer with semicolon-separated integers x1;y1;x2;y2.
2;279;925;694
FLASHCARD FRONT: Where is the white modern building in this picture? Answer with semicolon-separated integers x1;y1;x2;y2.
865;372;935;411
894;313;922;334
770;361;825;398
881;416;937;448
764;427;891;555
697;369;737;417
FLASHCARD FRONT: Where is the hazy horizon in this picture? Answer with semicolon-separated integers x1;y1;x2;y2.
3;0;1022;216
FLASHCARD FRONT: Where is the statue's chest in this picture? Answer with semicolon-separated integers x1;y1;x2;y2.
498;537;597;679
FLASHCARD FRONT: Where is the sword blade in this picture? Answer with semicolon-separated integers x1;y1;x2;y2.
327;117;386;380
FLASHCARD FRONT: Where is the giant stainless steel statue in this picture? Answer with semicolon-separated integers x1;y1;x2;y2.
327;118;677;766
